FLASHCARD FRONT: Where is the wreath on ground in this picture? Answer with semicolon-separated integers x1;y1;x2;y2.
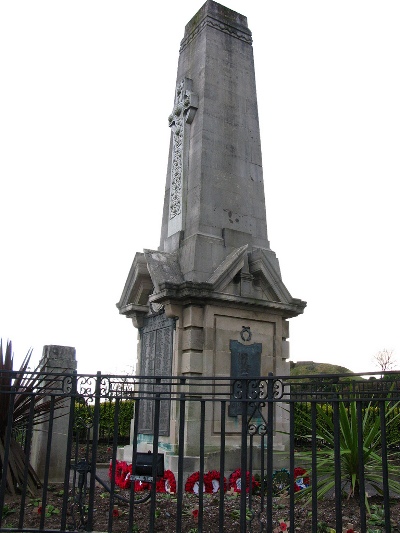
272;468;291;495
109;461;175;493
156;470;176;493
206;470;227;493
229;469;257;493
185;471;213;494
293;467;310;492
109;461;132;490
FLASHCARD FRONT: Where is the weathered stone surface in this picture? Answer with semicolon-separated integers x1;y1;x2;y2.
30;345;76;483
183;305;204;328
117;1;306;466
144;249;184;289
159;1;271;282
181;350;203;374
182;327;204;351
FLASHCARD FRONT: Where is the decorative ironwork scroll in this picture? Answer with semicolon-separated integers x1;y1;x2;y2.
138;312;175;435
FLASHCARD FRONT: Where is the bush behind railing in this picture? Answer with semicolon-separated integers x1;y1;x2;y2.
74;399;135;443
293;402;400;448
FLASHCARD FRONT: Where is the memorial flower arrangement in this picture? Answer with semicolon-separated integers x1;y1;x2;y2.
271;468;291;495
110;460;132;489
293;467;310;492
184;471;213;494
229;469;258;493
156;469;176;493
207;470;227;493
109;460;175;493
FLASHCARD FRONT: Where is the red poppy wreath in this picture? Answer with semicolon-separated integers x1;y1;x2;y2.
185;471;213;494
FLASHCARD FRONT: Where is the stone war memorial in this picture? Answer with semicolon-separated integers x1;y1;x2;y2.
117;0;306;475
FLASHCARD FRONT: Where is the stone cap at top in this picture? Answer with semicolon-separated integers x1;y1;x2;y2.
41;345;77;367
181;0;252;50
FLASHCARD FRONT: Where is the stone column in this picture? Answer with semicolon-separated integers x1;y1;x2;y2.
30;345;77;483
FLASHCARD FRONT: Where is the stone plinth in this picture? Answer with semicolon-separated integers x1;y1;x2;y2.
30;345;77;483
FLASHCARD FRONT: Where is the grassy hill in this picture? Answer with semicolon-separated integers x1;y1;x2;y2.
290;361;354;376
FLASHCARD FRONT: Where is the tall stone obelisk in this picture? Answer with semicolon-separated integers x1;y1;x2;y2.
117;0;306;471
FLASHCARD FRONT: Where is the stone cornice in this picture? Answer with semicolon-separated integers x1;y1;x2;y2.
149;282;306;319
180;15;252;52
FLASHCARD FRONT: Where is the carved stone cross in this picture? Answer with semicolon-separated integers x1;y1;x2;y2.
167;78;198;232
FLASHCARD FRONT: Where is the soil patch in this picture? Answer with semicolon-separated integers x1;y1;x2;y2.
3;485;400;532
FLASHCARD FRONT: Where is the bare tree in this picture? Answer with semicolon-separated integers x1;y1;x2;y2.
373;348;397;373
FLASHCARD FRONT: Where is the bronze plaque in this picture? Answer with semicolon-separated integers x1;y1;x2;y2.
138;313;175;435
229;340;262;417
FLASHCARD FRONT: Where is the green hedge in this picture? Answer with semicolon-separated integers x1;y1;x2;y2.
74;399;135;442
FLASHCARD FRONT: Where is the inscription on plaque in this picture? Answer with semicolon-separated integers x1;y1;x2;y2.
229;340;262;417
138;313;175;435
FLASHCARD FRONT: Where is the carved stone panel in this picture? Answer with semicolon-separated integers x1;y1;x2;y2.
167;77;198;237
138;313;175;435
229;340;262;417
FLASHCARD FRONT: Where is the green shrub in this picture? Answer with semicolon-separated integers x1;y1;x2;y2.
295;399;400;505
74;399;134;442
294;402;400;449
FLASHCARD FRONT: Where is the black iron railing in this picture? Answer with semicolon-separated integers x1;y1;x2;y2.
1;370;400;532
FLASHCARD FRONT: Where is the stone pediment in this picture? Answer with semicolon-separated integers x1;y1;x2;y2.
117;250;184;318
116;252;153;316
118;247;305;321
206;246;295;306
207;244;249;290
248;248;293;304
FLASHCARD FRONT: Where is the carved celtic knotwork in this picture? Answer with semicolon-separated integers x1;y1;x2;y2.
168;78;198;221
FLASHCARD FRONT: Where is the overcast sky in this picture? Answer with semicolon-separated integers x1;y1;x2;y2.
1;1;399;375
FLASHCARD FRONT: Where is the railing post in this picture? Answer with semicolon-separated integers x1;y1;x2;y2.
240;379;248;533
61;370;77;531
332;392;342;532
86;371;102;531
107;396;120;532
311;400;318;532
356;399;367;532
379;399;392;532
149;381;161;532
218;400;226;531
176;378;186;533
128;397;141;532
39;395;56;531
266;373;274;531
18;394;36;530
